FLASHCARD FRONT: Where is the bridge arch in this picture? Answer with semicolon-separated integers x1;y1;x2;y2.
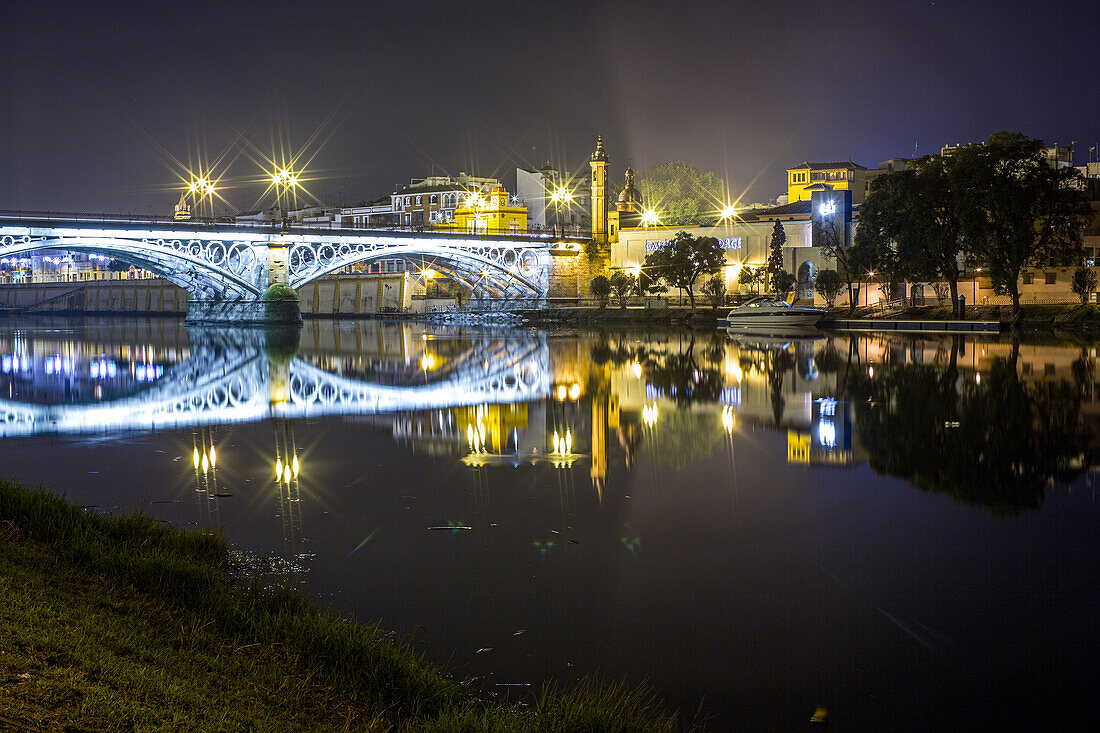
287;241;550;303
0;234;262;299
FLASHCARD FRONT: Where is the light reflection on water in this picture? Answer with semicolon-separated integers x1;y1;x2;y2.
1;317;1098;730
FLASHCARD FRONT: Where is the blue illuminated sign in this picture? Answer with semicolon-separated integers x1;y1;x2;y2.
644;237;741;252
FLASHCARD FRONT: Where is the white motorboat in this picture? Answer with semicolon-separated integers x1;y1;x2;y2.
719;297;824;329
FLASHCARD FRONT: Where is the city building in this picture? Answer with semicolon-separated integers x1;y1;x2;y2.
786;159;910;205
611;188;852;302
335;197;394;228
390;173;502;228
786;160;868;203
515;165;590;234
445;186;528;234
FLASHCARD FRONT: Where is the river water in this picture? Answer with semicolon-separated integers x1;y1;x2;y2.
1;317;1097;730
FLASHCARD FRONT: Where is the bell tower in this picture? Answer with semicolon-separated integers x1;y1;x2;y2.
590;134;608;244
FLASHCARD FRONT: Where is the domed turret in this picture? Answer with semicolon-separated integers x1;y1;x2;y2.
616;167;643;214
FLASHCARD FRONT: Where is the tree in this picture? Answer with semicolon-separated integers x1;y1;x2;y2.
589;275;611;309
766;220;786;288
953;132;1091;314
584;239;601;262
814;269;845;307
637;162;725;226
609;271;636;308
1072;267;1097;305
642;230;725;311
813;213;860;310
771;270;797;299
856;157;969;310
638;268;668;297
701;275;726;309
737;265;763;294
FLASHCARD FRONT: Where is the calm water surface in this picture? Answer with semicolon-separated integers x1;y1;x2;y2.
1;317;1098;730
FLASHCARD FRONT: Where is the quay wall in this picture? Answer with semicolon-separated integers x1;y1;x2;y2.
0;275;420;318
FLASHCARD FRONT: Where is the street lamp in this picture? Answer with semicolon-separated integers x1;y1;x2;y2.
640;209;659;228
550;186;573;237
974;267;982;306
271;167;301;216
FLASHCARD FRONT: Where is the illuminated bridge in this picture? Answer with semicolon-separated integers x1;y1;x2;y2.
0;329;549;438
0;213;564;318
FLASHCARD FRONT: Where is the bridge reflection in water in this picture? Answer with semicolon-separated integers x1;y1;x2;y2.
0;325;549;437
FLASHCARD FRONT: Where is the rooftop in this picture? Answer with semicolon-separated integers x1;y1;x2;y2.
788;160;868;171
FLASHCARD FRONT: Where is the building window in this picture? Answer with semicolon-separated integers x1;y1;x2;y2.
415;196;422;205
430;194;438;204
405;197;411;205
1045;272;1056;285
1023;272;1033;285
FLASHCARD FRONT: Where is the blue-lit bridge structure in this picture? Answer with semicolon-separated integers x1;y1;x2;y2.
0;213;563;314
0;329;549;438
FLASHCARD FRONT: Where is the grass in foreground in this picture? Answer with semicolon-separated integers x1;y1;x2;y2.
0;479;686;732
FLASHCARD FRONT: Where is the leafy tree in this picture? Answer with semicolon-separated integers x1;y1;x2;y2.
701;275;726;309
638;268;668;297
846;350;1092;515
766;220;786;287
856;157;968;310
813;214;859;309
771;270;797;299
737;265;763;294
814;269;845;307
1072;267;1097;305
952;132;1091;313
584;239;601;262
642;230;725;311
589;275;611;309
609;271;636;308
642;335;723;407
637;162;725;226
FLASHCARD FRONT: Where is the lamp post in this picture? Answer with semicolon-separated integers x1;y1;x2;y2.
550;186;573;238
974;267;982;307
271;167;300;223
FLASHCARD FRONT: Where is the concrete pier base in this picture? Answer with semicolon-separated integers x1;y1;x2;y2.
185;299;302;325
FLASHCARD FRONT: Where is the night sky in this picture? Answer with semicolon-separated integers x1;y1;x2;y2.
2;0;1098;214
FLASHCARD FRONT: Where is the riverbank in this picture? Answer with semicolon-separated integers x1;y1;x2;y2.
518;303;1100;332
0;480;684;732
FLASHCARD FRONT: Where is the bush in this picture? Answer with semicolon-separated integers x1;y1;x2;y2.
1072;267;1097;305
609;271;636;308
771;270;797;299
590;275;611;309
261;283;300;302
814;270;845;308
700;275;726;309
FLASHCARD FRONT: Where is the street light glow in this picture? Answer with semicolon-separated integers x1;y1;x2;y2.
721;205;737;220
641;209;659;227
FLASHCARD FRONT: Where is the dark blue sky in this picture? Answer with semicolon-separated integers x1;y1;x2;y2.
2;0;1097;214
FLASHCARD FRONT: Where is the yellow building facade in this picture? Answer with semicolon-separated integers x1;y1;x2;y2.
786;160;868;203
448;186;527;234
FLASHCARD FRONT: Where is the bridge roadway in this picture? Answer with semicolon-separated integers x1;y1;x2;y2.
0;328;549;438
0;213;573;314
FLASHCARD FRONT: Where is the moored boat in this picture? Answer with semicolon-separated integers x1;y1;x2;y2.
718;297;824;329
